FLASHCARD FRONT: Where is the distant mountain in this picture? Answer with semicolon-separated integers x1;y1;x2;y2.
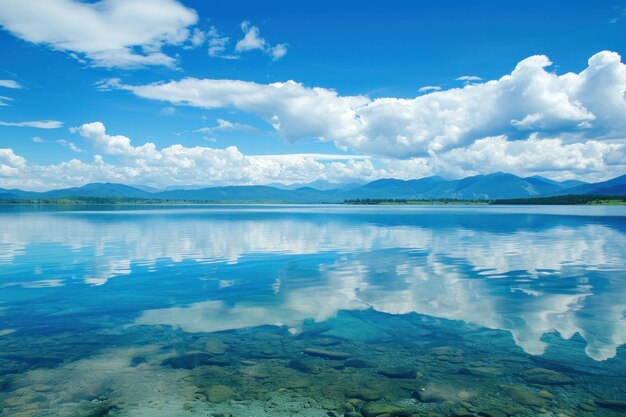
564;174;626;196
0;188;38;199
267;180;364;191
342;173;584;200
43;183;154;199
343;176;447;199
155;185;336;203
0;173;622;203
527;175;586;189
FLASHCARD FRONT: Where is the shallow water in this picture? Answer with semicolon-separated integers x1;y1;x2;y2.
1;205;625;417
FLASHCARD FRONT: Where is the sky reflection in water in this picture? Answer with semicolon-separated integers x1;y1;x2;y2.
1;205;625;362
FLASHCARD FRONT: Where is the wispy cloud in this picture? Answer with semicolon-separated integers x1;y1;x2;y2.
610;7;626;23
195;118;260;134
31;136;83;152
57;139;84;153
0;95;13;106
159;106;176;116
0;80;22;89
0;120;63;129
456;75;482;84
418;85;441;93
206;25;237;59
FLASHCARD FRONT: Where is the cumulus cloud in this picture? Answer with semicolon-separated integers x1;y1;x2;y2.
186;27;205;49
70;121;158;157
234;21;288;60
0;120;63;129
0;0;198;68
235;21;265;52
0;80;22;89
270;43;288;61
0;120;623;189
4;121;372;189
0;148;26;177
107;51;626;161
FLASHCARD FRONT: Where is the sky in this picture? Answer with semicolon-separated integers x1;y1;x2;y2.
0;0;625;190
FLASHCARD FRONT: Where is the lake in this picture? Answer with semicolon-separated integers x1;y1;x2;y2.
1;205;625;417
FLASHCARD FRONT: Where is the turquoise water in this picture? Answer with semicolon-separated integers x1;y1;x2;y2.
1;205;625;417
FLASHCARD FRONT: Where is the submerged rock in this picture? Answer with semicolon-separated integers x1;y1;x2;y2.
347;388;382;402
378;367;416;379
595;399;626;411
206;385;237;403
522;368;573;385
161;352;229;369
459;366;504;377
204;340;227;355
287;358;316;373
360;403;412;417
453;407;474;416
414;385;450;403
537;389;554;400
500;385;546;407
239;364;271;378
478;410;507;417
304;348;350;360
73;402;115;417
315;337;342;346
345;359;373;368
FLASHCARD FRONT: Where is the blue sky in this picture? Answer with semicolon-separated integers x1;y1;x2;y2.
0;0;625;190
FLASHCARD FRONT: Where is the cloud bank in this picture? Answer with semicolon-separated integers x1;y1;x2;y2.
109;51;626;161
1;52;625;189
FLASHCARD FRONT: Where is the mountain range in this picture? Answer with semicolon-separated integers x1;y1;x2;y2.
0;173;624;203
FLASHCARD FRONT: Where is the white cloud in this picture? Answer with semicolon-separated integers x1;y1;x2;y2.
195;118;260;134
108;51;626;161
0;95;13;106
0;79;22;89
0;80;21;106
31;136;44;143
56;139;84;153
0;122;384;189
0;0;198;68
418;85;441;92
610;7;626;24
234;21;288;60
186;27;205;48
206;25;234;58
270;43;288;61
70;121;158;157
394;135;626;182
159;106;176;116
456;75;482;83
0;120;63;129
235;21;266;52
60;121;378;188
0;122;623;190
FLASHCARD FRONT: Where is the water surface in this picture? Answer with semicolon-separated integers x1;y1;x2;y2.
1;205;625;416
